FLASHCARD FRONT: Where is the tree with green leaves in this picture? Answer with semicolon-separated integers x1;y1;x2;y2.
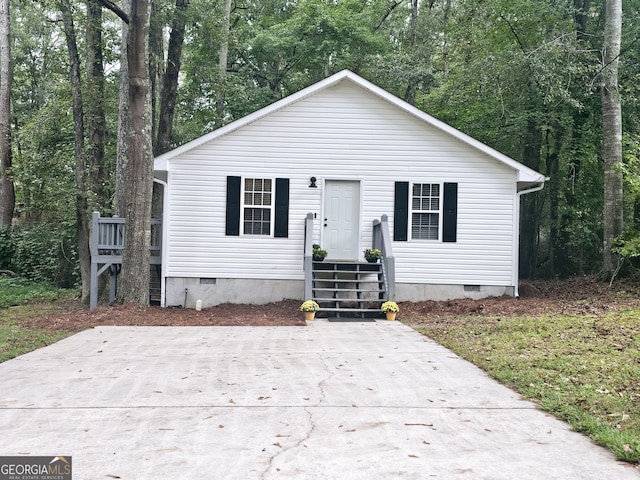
3;0;639;293
116;0;154;306
86;0;109;211
155;0;190;155
0;0;13;227
59;0;92;301
601;0;623;275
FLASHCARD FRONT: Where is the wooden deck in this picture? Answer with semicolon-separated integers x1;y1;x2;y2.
90;212;162;309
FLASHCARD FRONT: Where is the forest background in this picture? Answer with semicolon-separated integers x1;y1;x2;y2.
0;0;638;301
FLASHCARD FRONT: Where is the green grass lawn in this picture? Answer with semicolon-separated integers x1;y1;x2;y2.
406;309;640;463
0;277;78;362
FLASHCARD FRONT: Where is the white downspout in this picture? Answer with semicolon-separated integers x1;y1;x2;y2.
153;177;169;307
513;181;546;297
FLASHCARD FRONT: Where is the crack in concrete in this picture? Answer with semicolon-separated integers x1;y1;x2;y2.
261;407;316;479
316;352;336;405
259;354;334;478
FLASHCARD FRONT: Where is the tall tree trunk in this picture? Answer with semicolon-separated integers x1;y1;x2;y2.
547;131;563;276
216;0;232;120
116;0;131;216
148;0;162;153
601;0;623;274
117;0;153;307
0;0;14;227
60;0;91;302
442;0;451;76
156;0;189;156
86;0;108;210
574;0;591;40
519;118;542;279
404;0;418;105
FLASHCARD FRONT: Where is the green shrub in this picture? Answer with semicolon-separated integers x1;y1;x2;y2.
5;222;78;288
0;226;15;271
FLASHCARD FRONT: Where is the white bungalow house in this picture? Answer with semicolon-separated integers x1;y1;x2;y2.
151;70;545;314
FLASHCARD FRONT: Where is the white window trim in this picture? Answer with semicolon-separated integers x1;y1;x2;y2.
240;177;275;237
409;182;443;242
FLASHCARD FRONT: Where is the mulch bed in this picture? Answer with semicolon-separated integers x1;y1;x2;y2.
19;276;640;331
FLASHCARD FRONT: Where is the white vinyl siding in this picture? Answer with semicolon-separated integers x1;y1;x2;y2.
162;80;519;286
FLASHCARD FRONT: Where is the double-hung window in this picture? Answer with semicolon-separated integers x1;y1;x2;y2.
242;178;273;235
394;181;457;243
226;176;289;238
411;183;440;240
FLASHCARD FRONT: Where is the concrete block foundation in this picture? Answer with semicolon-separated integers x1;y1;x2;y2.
164;277;514;308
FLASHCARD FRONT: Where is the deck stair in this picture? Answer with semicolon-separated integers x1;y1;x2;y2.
150;265;162;306
312;260;386;318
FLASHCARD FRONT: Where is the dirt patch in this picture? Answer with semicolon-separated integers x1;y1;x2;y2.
22;299;307;330
20;276;640;331
401;277;640;323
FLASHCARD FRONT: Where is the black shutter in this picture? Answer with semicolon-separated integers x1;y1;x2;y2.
443;182;458;243
394;182;409;241
226;176;241;236
274;178;290;238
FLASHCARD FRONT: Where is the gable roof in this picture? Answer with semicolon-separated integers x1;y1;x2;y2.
154;70;545;188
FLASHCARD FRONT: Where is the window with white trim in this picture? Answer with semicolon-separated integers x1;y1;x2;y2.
242;178;273;235
411;183;440;240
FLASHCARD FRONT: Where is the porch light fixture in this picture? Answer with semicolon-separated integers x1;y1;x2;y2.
309;176;317;188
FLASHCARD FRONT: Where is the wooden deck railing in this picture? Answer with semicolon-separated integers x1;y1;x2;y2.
373;214;395;300
91;212;161;259
90;212;162;309
303;213;314;300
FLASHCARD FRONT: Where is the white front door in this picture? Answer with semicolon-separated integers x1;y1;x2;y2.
323;180;361;260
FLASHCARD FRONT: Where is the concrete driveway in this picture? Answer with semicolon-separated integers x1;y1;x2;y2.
1;320;638;479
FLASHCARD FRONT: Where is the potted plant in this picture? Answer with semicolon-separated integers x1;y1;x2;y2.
312;244;328;261
381;301;399;320
364;248;382;263
300;300;320;320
